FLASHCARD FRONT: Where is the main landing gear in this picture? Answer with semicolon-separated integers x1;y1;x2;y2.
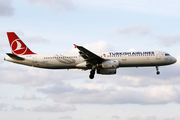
156;66;160;75
89;69;95;79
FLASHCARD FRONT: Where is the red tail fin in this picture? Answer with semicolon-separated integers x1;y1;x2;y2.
7;32;35;55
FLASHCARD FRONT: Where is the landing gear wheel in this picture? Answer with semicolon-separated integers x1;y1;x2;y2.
89;74;94;79
89;69;95;79
156;71;160;75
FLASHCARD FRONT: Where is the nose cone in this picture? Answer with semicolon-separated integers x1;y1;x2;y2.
174;57;177;63
171;57;177;64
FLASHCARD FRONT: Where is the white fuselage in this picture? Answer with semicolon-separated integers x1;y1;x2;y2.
4;51;177;69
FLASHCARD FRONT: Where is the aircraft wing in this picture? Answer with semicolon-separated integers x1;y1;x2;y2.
74;44;105;65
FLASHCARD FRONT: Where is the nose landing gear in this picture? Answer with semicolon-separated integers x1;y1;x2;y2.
156;66;160;75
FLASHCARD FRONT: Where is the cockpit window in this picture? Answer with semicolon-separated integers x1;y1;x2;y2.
165;53;170;56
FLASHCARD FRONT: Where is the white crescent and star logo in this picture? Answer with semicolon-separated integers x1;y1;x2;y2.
11;39;27;55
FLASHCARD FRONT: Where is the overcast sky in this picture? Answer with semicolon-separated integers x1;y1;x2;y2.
1;0;180;120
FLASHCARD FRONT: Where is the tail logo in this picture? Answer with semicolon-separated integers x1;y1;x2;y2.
11;39;27;55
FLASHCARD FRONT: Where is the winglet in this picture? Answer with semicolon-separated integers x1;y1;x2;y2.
74;44;78;48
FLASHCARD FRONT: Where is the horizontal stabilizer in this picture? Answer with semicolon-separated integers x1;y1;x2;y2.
6;53;25;60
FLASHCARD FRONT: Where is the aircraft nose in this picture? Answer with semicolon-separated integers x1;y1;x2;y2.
171;57;177;64
174;57;177;63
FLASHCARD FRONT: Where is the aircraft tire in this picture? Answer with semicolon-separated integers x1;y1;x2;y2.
89;69;95;79
89;74;94;79
156;71;160;75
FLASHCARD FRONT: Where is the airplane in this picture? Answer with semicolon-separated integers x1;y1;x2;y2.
4;32;177;79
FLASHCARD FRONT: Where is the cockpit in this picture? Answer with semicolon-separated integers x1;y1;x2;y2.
165;53;170;56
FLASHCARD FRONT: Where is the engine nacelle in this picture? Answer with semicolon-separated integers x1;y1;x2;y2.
97;69;116;75
101;60;120;69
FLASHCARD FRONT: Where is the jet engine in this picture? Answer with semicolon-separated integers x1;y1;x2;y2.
97;69;116;75
101;60;120;69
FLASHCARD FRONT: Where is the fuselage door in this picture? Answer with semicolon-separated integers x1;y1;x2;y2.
32;55;37;63
156;52;161;60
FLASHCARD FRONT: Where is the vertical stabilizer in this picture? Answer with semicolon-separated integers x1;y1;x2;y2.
7;32;35;55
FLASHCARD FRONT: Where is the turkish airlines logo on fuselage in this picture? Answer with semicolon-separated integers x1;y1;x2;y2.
11;39;27;55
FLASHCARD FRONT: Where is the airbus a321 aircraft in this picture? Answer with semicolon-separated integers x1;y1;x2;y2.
4;32;177;79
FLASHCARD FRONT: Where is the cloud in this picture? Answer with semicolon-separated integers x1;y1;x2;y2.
83;41;114;52
0;103;8;111
21;93;41;100
59;115;72;119
0;66;47;86
38;84;179;104
26;36;49;43
103;63;180;87
38;83;75;94
0;0;15;17
108;25;151;36
108;25;180;46
0;65;66;86
11;105;24;111
164;116;180;120
0;41;8;54
0;30;11;54
26;0;76;11
66;41;113;53
153;34;180;46
77;83;104;90
76;0;180;16
111;115;120;120
120;114;156;120
33;104;76;112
